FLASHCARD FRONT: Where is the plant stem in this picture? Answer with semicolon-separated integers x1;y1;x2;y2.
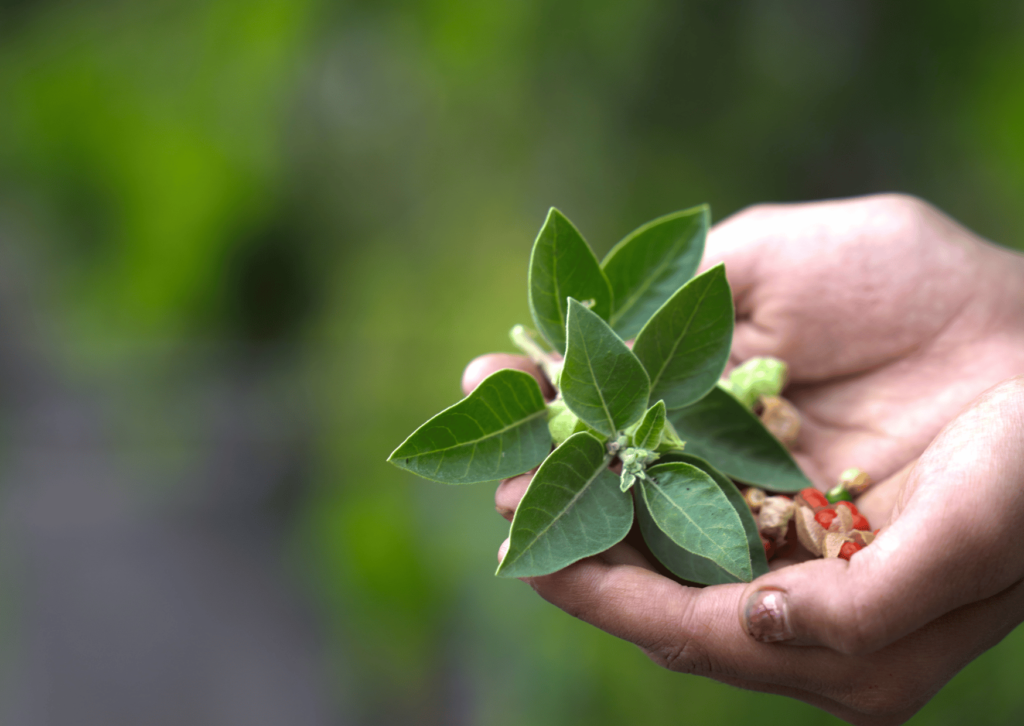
509;324;564;388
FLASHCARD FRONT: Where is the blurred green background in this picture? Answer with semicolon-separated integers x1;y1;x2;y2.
2;1;1024;724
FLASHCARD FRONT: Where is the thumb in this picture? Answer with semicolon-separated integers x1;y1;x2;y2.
740;376;1024;654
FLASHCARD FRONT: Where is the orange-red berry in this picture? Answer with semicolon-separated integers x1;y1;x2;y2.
851;513;871;531
799;487;829;509
836;501;860;516
815;508;837;529
839;541;863;560
761;536;776;560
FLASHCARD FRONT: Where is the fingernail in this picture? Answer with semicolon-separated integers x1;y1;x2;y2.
744;589;794;643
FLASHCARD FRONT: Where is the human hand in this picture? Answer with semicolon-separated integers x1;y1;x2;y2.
701;194;1024;498
464;195;1024;724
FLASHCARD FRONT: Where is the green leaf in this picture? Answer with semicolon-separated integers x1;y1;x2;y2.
639;461;752;581
561;299;650;437
528;208;613;353
665;386;811;492
497;432;632;578
602;205;709;339
644;453;769;584
388;369;551;484
632;264;734;410
632;400;667;449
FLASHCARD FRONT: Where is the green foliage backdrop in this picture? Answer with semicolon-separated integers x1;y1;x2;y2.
2;1;1024;723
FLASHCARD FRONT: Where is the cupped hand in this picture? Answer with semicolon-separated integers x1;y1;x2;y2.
703;194;1024;495
464;195;1024;725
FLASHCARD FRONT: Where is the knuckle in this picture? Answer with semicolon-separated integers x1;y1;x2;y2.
866;192;938;233
638;599;718;676
826;588;884;656
646;635;715;675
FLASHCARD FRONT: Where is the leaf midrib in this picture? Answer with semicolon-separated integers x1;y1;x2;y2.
507;454;613;566
577;315;617;434
397;408;547;458
647;277;715;393
646;475;744;579
609;237;682;328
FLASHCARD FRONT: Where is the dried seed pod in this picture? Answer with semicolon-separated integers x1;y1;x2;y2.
757;496;795;547
743;486;768;513
795;504;826;556
852;529;876;547
759;395;800;448
834;504;854;534
838;467;873;497
823;532;848;558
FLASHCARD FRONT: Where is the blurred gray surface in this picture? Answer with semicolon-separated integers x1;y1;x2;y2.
0;236;342;725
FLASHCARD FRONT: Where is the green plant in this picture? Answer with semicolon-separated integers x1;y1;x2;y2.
388;206;812;584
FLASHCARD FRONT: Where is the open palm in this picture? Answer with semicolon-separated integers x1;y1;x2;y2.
465;195;1024;725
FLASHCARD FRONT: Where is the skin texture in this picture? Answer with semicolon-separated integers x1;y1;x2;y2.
462;194;1024;725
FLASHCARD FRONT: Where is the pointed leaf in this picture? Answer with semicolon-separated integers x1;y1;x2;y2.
602;205;709;339
633;400;667;450
497;432;632;578
389;369;551;484
528;208;613;353
666;386;811;491
639;461;752;581
643;453;769;584
633;264;734;410
561;299;650;437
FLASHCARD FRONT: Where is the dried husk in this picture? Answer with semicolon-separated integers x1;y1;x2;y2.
760;395;801;448
823;532;848;558
744;487;767;513
833;505;854;533
794;504;826;556
757;496;795;546
838;467;873;497
852;529;876;547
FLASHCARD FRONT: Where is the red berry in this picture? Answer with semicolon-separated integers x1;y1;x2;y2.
761;536;776;560
836;501;860;516
851;513;871;531
799;487;829;509
838;541;863;560
815;508;837;529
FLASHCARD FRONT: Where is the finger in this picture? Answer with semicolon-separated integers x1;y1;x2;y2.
853;459;912;529
515;550;850;689
495;472;533;521
701;202;830;370
462;353;555;398
739;376;1024;654
500;536;1024;724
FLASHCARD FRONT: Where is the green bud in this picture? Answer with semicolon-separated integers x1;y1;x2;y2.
721;356;788;409
546;399;579;446
825;484;854;503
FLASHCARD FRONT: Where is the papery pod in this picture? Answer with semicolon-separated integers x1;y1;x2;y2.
794;505;825;556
